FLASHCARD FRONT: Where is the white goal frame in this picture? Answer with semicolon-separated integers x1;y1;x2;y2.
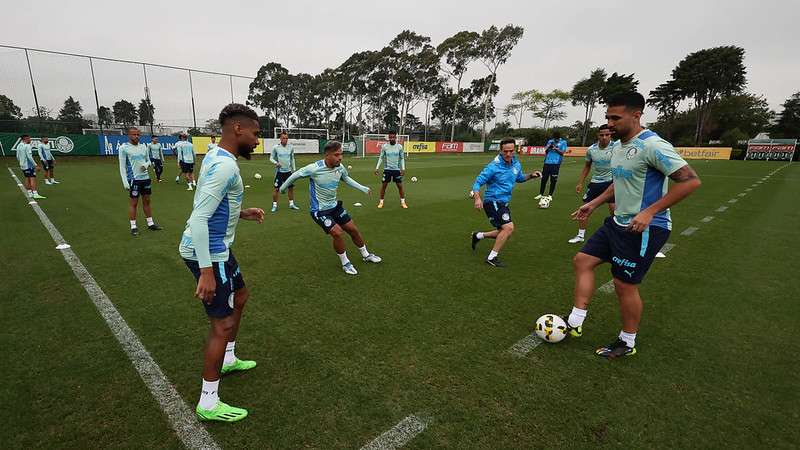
354;133;410;159
274;127;329;140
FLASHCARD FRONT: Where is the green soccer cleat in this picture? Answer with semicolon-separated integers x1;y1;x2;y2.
562;314;582;338
221;358;257;375
32;193;47;199
196;401;248;422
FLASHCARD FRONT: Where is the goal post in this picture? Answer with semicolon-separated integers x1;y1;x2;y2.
273;127;329;140
353;133;410;159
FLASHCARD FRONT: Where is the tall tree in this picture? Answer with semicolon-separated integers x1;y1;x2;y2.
437;30;480;141
137;98;155;127
571;68;607;144
476;24;524;142
772;92;800;139
113;100;137;128
248;62;290;130
58;96;86;132
97;106;114;127
504;89;543;129
535;90;570;130
670;46;747;144
600;72;639;104
0;94;22;120
389;31;440;135
648;80;682;139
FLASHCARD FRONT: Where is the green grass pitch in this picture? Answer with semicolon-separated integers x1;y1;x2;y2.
2;154;798;448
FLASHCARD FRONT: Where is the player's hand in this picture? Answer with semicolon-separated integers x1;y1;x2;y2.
36;165;41;171
276;162;281;168
531;171;542;179
575;183;583;194
627;210;653;233
571;203;595;221
374;169;379;176
196;269;216;304
400;170;405;176
367;188;372;196
240;207;265;224
474;196;483;209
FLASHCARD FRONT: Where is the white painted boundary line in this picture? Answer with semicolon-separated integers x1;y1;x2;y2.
361;415;429;450
728;198;738;203
716;206;728;212
597;243;676;294
700;216;714;223
508;333;544;357
7;168;219;450
737;193;747;197
680;226;699;236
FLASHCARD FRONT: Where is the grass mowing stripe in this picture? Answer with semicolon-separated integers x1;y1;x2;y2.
508;333;544;357
360;415;429;450
7;168;220;450
681;226;699;236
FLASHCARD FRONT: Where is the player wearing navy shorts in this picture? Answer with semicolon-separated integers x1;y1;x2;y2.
569;125;616;244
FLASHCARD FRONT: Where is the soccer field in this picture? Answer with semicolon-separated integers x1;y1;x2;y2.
2;154;799;449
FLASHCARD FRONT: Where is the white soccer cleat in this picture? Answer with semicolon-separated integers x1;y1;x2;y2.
51;180;60;184
363;253;382;263
568;236;585;244
534;194;543;199
342;262;358;275
655;252;667;258
187;186;194;191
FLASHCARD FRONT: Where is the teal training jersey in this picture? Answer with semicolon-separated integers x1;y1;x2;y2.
280;160;369;212
147;143;163;160
585;142;613;183
376;143;405;170
37;142;54;161
16;143;35;170
270;143;296;173
118;142;151;187
176;141;195;163
207;143;217;151
178;146;244;268
610;129;688;230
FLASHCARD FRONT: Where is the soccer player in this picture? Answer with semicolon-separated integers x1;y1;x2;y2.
175;133;196;190
568;125;615;244
536;131;567;201
566;92;701;358
280;141;381;275
470;138;541;267
179;103;264;423
208;135;218;151
269;132;299;212
16;134;45;199
37;136;59;185
147;136;165;182
118;127;163;236
374;132;407;209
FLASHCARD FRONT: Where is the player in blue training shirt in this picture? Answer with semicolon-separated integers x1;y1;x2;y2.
470;138;541;267
537;131;568;202
118;127;163;236
179;103;265;423
565;92;701;358
16;134;45;199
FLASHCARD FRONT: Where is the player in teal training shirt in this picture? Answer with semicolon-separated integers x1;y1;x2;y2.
280;141;382;275
147;136;164;182
37;136;59;185
374;132;408;209
179;103;265;423
175;133;196;190
118;127;163;236
16;134;45;199
269;132;299;212
569;124;616;244
565;92;701;358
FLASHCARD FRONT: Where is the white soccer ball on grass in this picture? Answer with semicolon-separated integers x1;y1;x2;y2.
534;314;568;343
411;176;418;182
538;196;551;209
254;173;262;179
347;165;353;170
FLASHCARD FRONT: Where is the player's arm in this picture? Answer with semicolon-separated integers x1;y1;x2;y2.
627;164;701;232
374;147;385;174
290;149;296;172
470;164;494;208
577;161;592;193
187;192;223;301
279;165;310;193
343;172;370;194
36;145;45;162
270;147;280;167
516;166;541;183
572;183;615;221
554;141;566;156
399;147;406;174
118;147;130;189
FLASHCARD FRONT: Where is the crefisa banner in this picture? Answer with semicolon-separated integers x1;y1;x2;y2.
99;135;179;156
263;138;319;154
745;139;797;161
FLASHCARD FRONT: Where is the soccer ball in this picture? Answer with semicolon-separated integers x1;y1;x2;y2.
411;176;418;182
538;196;551;209
254;173;262;179
347;165;353;170
534;314;568;343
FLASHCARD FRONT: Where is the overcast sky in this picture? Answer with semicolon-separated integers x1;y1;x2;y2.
2;0;797;134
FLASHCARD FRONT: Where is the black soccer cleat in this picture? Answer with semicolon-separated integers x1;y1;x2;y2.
131;227;139;236
486;257;506;268
471;232;480;251
595;338;636;359
148;224;163;231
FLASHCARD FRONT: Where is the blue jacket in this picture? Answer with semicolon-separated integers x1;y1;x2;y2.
543;138;568;164
472;155;528;203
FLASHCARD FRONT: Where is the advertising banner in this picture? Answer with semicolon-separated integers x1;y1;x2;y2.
745;140;796;161
2;133;99;156
520;146;546;156
99;135;180;156
365;137;409;155
463;142;484;153
676;147;732;160
263;138;319;154
564;146;588;157
406;141;436;153
436;141;463;153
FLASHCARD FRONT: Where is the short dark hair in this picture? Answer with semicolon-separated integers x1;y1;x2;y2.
499;138;516;149
388;131;397;136
219;103;259;125
127;126;139;133
324;140;342;153
552;131;561;140
607;92;646;111
21;134;29;139
598;124;610;131
280;131;288;137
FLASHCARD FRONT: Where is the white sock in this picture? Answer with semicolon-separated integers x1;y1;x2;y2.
488;250;498;260
146;217;154;226
400;198;406;203
378;199;384;204
224;341;236;365
32;190;39;195
338;252;350;265
358;245;370;258
289;200;295;206
130;220;137;229
27;190;32;196
187;182;192;187
176;175;180;181
476;232;485;240
577;229;586;238
567;307;587;328
50;178;55;182
198;378;219;410
619;330;637;348
272;202;278;208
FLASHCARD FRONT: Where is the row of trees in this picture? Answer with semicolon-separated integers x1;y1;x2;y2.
247;26;524;142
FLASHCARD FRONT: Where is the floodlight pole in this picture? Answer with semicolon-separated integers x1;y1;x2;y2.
88;57;104;137
24;49;42;120
188;69;197;130
229;75;234;103
142;64;154;135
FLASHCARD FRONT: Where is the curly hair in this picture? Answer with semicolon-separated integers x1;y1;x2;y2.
219;103;259;125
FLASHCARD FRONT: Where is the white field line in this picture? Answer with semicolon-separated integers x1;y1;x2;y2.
728;198;738;203
508;333;544;357
361;415;430;450
716;206;728;212
700;216;714;223
7;168;219;450
738;193;747;197
681;226;699;236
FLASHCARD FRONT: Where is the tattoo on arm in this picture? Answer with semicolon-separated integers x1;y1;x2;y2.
669;165;699;182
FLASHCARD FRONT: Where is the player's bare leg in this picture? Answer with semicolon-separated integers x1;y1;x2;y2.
378;181;389;207
613;278;642;334
397;182;407;208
